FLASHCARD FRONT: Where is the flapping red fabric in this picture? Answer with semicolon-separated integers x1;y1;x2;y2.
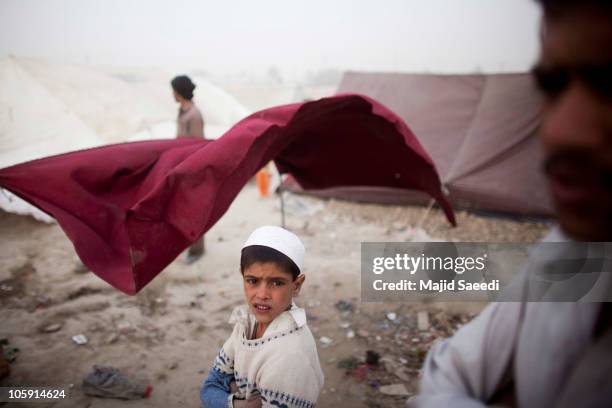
0;94;454;294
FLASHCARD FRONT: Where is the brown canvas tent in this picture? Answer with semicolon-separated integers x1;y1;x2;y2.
285;71;553;217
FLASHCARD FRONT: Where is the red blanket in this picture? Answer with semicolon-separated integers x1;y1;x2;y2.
0;94;454;294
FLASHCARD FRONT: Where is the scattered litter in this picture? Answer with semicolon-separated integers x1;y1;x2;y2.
386;312;397;321
399;357;408;365
106;334;119;344
37;296;51;307
376;335;382;341
319;336;333;347
367;379;380;388
393;367;411;382
378;319;390;330
40;323;63;333
87;322;105;333
337;356;360;370
380;355;394;371
30;295;52;311
306;300;320;308
346;330;355;339
1;284;13;291
0;352;9;379
357;329;370;338
196;289;206;298
2;344;19;363
409;347;428;365
82;365;152;400
117;321;135;335
168;362;178;370
67;286;102;301
334;300;353;312
351;364;371;381
339;322;351;329
72;334;88;345
323;215;336;224
145;329;165;343
365;350;380;366
411;337;420;343
392;221;407;232
379;383;410;396
417;311;430;331
381;356;413;382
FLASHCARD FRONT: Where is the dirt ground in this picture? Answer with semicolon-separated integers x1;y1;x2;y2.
0;182;551;408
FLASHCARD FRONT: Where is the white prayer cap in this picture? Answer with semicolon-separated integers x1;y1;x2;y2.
242;226;305;272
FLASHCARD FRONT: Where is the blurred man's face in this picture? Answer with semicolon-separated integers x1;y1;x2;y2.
535;8;612;241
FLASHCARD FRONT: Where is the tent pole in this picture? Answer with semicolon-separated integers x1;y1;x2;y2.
279;187;286;229
418;198;435;229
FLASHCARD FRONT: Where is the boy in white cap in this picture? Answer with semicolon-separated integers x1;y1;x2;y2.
200;226;324;408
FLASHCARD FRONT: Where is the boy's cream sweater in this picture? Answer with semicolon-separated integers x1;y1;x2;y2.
212;303;324;408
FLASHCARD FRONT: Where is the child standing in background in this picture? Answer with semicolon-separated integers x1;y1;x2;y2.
171;74;206;263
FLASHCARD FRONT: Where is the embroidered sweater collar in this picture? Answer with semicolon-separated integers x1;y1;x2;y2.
229;302;307;337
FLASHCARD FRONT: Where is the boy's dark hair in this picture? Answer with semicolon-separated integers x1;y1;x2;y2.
240;245;301;280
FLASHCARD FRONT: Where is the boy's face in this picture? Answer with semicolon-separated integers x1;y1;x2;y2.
243;262;305;326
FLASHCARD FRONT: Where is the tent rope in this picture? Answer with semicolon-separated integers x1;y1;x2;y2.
417;198;436;230
279;186;286;229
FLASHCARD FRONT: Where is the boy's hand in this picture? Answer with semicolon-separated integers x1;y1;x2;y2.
233;395;262;408
229;381;238;393
229;382;262;408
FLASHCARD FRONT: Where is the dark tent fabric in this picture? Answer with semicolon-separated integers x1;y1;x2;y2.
287;72;553;216
0;94;454;295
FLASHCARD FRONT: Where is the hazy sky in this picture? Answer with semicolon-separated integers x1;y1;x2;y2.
0;0;542;79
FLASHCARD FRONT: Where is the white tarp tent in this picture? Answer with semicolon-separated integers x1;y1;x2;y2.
0;57;252;220
12;58;252;142
0;57;106;222
0;57;105;168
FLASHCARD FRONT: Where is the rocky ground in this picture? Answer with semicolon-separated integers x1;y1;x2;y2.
0;182;551;407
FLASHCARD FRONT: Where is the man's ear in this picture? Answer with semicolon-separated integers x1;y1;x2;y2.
293;274;305;296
